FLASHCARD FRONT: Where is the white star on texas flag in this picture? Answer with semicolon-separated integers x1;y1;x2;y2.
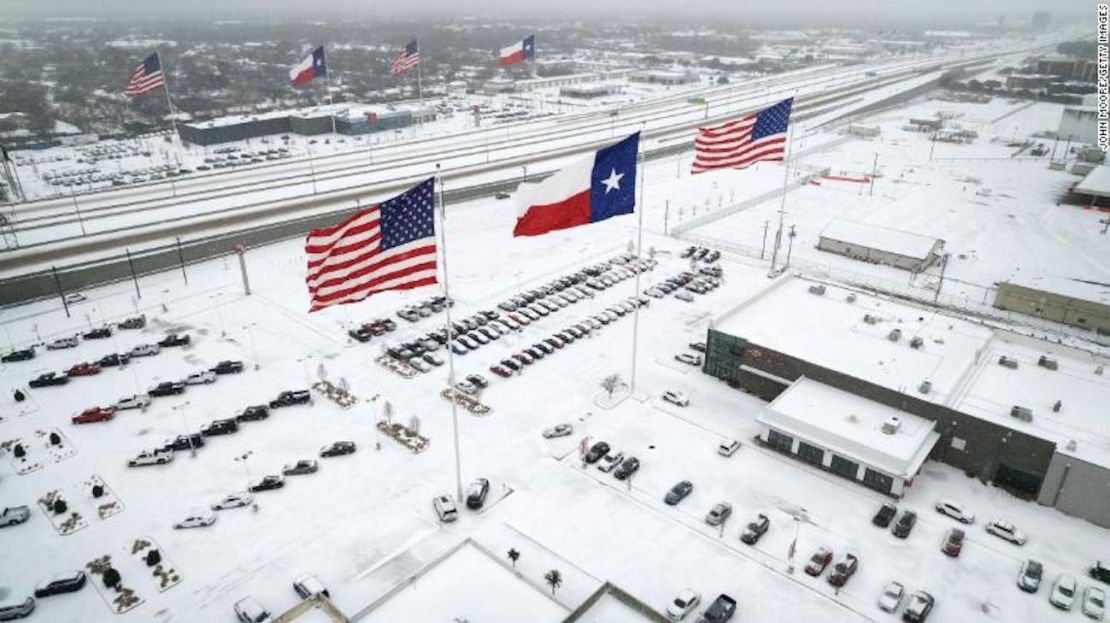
601;168;624;194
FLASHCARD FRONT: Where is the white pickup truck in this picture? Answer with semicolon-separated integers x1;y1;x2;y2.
127;448;173;467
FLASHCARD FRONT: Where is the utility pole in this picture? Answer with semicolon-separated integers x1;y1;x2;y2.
236;245;251;295
868;153;878;197
52;266;71;319
125;248;141;300
663;200;670;236
786;225;796;267
761;220;769;260
934;253;950;304
175;237;188;285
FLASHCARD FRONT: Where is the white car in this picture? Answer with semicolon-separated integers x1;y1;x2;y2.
128;448;173;467
174;512;216;529
675;291;695;302
665;588;701;621
1084;586;1106;620
1051;574;1078;610
662;390;689;407
675;353;702;366
598;451;624;473
878;581;904;612
433;493;458;523
454;381;476;395
293;574;329;599
46;336;79;350
935;498;975;524
63;292;87;304
129;343;161;357
717;439;741;457
410;358;430;373
212;492;253;511
542;423;573;438
185;370;217;385
115;394;152;410
985;519;1027;545
234;596;271;623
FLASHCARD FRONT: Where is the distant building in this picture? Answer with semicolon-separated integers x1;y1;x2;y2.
993;276;1110;335
629;69;699;86
1005;74;1051;90
1058;105;1098;144
178;103;435;146
847;124;881;138
817;219;945;272
559;83;626;99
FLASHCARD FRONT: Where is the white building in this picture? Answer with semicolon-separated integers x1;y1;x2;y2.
817;219;945;272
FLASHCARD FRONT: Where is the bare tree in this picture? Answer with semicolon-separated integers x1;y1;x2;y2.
507;548;520;569
601;374;625;398
382;400;394;424
544;569;563;596
408;415;421;435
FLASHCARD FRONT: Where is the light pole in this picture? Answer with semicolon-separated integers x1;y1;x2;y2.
235;451;257;509
172;401;194;457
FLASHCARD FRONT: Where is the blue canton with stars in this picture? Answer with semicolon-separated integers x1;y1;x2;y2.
379;178;436;250
751;97;793;140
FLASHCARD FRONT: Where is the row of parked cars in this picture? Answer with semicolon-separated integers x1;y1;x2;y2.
1;315;147;364
28;332;190;390
0;570;90;621
580;440;641;479
432;478;494;522
680;246;721;263
396;296;453;323
347;317;397;343
645;268;722;303
233;571;329;623
495;253;653;316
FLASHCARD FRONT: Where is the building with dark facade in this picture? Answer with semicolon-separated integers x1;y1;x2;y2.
178;104;437;146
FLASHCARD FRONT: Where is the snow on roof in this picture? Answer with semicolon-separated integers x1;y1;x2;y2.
1003;274;1110;305
1073;166;1110;199
761;377;939;477
819;219;941;260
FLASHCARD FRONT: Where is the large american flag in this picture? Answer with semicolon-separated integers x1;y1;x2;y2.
691;98;793;174
305;178;439;312
125;52;166;96
390;40;420;77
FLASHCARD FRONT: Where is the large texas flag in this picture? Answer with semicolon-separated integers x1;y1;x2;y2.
290;46;327;87
499;35;536;66
513;132;639;237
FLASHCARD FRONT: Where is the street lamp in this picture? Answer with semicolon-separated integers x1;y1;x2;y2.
234;451;257;510
172;401;194;457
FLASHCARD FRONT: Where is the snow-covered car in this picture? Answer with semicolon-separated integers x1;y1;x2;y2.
410;358;430;373
542;423;573;439
674;291;695;302
705;502;732;526
129;343;161;357
320;441;356;457
1051;574;1078;610
935;498;975;524
0;596;35;619
249;475;285;492
292;574;329;599
597;450;624;473
0;506;31;528
185;370;217;385
118;315;146;330
878;581;904;612
903;590;934;622
62;292;86;304
805;547;833;576
662;390;689;407
1084;586;1106;620
674;353;702;366
454;381;477;395
740;513;770;545
174;512;216;529
212;492;253;511
828;552;859;587
665;588;701;621
115;394;151;410
128;448;173;467
717;439;741;457
283;459;318;475
234;596;270;623
1019;559;1044;593
985;519;1027;545
433;493;458;522
46;336;79;350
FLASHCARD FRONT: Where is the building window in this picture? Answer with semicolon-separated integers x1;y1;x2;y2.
862;468;894;494
767;429;793;454
950;437;966;451
797;441;826;466
830;455;859;480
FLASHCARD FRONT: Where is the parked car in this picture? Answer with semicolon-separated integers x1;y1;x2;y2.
0;597;34;620
234;596;270;623
115;394;151;410
466;478;490;510
149;381;186;396
543;423;573;439
665;588;701;621
201;418;239;436
128;448;173;467
893;510;918;538
159;333;191;347
174;512;217;529
873;503;898;528
249;475;285;492
878;581;905;613
282;459;319;476
0;506;31;528
129;343;160;357
270;390;310;408
1093;561;1110;586
662;390;689;407
902;590;935;622
665;480;694;506
1083;586;1106;621
805;547;834;576
423;353;443;367
675;353;702;366
185;370;217;385
614;456;640;480
433;493;458;522
83;327;112;340
410;358;430;373
585;441;610;464
696;593;736;623
598;450;624;473
29;372;69;388
348;326;374;342
163;434;204;452
935;498;975;524
46;336;79;350
740;513;770;545
72;406;115;424
236;405;270;422
466;374;489;389
66;362;101;376
986;519;1027;545
717;439;741;457
1051;574;1079;610
675;291;695;303
828;553;859;587
705;502;732;526
942;528;965;557
33;571;86;598
1;347;35;362
293;574;329;599
212;360;244;374
320;441;356;457
97;353;130;367
212;492;253;511
490;364;511;378
1019;559;1045;593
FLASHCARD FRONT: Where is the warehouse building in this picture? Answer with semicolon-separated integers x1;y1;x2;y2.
993;275;1110;335
178;103;436;146
704;276;1110;526
817;219;944;272
1058;103;1099;146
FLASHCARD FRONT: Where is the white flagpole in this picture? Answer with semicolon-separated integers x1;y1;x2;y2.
629;124;646;395
416;38;424;122
158;51;180;140
323;46;337;135
768;121;795;276
436;164;464;503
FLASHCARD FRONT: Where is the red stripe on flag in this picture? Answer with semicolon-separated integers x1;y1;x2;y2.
512;189;591;237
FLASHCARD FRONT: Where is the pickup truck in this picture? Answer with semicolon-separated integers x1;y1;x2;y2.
696;593;737;623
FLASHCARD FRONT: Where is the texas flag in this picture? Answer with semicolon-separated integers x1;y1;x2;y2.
290;46;327;87
513;132;639;237
499;35;535;67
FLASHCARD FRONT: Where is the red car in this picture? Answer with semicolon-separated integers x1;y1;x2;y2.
942;528;965;557
545;337;564;350
490;365;512;378
72;406;115;424
805;547;833;576
513;352;534;365
66;362;102;377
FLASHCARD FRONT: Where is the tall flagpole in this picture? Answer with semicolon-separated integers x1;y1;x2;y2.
436;164;464;503
629;124;646;395
323;46;337;135
415;38;424;121
768;121;795;277
158;51;180;140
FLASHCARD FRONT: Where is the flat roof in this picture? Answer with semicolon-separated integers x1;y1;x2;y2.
1073;166;1110;200
760;377;939;477
819;219;941;260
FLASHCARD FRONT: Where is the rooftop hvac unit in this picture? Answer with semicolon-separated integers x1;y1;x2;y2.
909;336;924;349
808;284;826;296
1037;356;1058;371
888;328;902;342
998;356;1018;369
881;416;903;434
863;314;878;325
846;293;857;303
919;380;932;394
1010;405;1033;422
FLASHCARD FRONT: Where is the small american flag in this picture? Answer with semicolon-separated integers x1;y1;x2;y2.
125;52;166;96
305;178;438;312
390;40;420;77
691;98;793;174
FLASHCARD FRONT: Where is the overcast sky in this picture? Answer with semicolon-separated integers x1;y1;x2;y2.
1;0;1086;23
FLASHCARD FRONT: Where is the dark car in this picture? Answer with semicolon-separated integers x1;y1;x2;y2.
236;405;270;422
740;513;770;545
494;191;511;199
699;593;737;623
249;475;284;492
828;553;859;587
270;390;311;408
1091;561;1110;586
97;353;130;367
282;459;319;476
500;358;521;372
942;528;965;557
893;510;918;539
163;434;205;452
200;418;239;436
584;441;611;464
805;548;834;576
665;480;694;506
83;327;112;340
158;333;191;347
2;348;36;363
466;374;489;389
348;326;374;342
0;596;34;619
33;571;86;598
118;315;146;330
320;441;356;457
490;365;511;378
614;457;640;480
902;590;935;622
212;360;244;375
873;503;898;528
29;372;69;388
466;478;490;509
149;381;186;396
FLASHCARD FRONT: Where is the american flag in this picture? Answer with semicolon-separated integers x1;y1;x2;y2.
691;97;793;174
125;52;166;96
305;178;439;312
390;40;420;77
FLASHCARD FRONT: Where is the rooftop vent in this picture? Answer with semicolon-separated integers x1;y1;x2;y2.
1010;405;1033;422
808;284;826;296
881;416;903;434
909;337;924;349
846;293;857;303
998;356;1018;369
888;328;902;342
1037;356;1058;371
863;314;879;325
918;380;932;394
1096;365;1104;376
1066;439;1078;451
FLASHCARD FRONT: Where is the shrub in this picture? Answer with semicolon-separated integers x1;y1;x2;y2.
145;550;161;567
49;432;62;446
13;444;26;458
103;568;121;590
92;484;105;498
53;499;68;515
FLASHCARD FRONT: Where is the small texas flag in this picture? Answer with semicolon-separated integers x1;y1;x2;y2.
290;46;327;87
499;35;535;66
